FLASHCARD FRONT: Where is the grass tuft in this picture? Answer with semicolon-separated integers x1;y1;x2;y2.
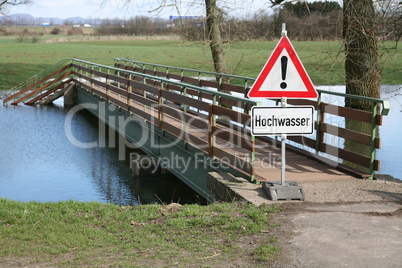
252;244;280;261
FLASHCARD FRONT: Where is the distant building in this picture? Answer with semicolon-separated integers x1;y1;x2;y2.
168;16;204;27
169;16;204;20
83;24;91;28
42;22;50;27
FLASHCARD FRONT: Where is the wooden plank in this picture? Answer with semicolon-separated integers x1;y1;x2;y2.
321;122;380;149
318;142;379;170
125;66;135;71
108;95;129;111
219;97;245;110
167;73;182;80
287;135;316;149
213;146;252;174
161;121;183;139
4;64;72;104
322;103;373;124
91;69;106;78
154;70;166;77
166;84;182;92
160;105;182;119
108;84;128;97
25;78;73;105
129;92;158;108
107;73;128;85
115;63;125;69
186;132;209;149
182;76;199;85
12;71;72;105
143;78;158;87
144;69;154;75
93;88;108;100
133;67;143;73
376;114;382;126
200;80;219;88
161;105;209;129
82;83;92;92
161;90;210;112
220;83;245;94
212;126;253;151
212;104;250;125
72;64;92;73
199;92;214;100
74;72;91;83
92;79;106;88
128;80;159;95
129;105;157;124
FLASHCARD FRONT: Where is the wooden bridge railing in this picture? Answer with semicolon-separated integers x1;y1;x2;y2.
71;59;258;181
114;58;390;178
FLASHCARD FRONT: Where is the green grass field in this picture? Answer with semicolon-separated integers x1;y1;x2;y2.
0;35;401;91
0;198;281;267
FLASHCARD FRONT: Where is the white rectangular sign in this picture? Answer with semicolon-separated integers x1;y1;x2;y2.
251;106;314;136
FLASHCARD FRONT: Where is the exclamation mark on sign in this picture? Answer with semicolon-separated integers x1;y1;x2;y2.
280;56;288;89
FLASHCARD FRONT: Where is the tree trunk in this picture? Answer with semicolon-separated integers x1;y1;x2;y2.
343;0;381;110
205;0;227;75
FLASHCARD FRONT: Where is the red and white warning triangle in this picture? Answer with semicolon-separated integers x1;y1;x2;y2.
248;36;318;99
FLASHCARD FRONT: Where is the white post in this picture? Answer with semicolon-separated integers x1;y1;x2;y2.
280;23;287;186
282;23;287;37
281;97;287;185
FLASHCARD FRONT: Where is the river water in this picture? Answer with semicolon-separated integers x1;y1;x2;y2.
0;98;202;205
0;85;400;204
374;85;402;180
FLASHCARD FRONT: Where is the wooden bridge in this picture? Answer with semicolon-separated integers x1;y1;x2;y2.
3;58;390;201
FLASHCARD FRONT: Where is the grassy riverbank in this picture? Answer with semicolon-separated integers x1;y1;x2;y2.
0;35;401;91
0;198;281;267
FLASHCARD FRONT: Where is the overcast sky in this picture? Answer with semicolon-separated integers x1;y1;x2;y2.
8;0;271;20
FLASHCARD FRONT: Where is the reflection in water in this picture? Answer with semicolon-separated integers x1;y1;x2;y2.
0;99;202;205
377;85;402;180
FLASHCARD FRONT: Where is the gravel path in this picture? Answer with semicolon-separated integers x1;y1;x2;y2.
299;179;402;203
224;176;402;206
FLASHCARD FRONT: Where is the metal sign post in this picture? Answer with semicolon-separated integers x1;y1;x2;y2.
281;97;287;186
248;23;315;200
280;26;288;187
280;25;287;187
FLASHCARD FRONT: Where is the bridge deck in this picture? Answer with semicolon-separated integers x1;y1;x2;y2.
125;90;354;183
253;140;353;182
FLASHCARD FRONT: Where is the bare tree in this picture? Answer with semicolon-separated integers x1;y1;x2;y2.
205;0;227;75
343;0;380;110
0;0;32;14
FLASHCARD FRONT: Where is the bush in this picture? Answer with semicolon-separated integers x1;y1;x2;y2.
50;28;60;35
16;34;26;43
31;36;40;43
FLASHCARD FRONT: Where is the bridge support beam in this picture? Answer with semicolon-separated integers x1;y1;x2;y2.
64;82;77;106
